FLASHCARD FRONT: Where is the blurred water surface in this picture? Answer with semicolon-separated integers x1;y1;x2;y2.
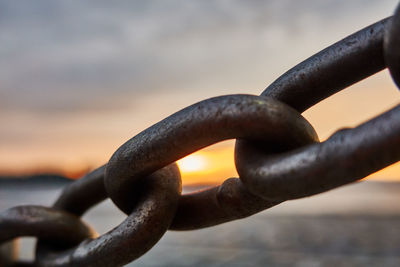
1;181;400;266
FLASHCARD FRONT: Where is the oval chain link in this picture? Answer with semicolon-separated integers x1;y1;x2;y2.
0;3;399;266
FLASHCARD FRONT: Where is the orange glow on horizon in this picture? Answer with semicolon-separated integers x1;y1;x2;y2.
176;141;238;185
174;140;400;186
0;141;399;184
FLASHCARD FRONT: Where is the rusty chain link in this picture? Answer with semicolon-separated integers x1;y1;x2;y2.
1;3;400;266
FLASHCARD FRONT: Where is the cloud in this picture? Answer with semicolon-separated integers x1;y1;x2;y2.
0;0;397;115
1;0;399;173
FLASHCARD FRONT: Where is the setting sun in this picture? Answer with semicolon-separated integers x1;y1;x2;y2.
177;154;208;173
175;141;239;185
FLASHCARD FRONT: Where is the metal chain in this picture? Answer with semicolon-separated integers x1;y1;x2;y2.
1;3;399;266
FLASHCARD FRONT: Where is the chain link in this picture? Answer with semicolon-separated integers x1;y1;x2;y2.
1;3;399;266
385;4;400;88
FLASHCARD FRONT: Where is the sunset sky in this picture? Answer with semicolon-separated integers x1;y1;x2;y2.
1;0;399;184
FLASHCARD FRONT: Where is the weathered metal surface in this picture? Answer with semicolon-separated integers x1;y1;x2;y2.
1;2;399;266
54;166;281;231
385;4;400;88
0;206;96;246
261;18;390;113
0;206;96;266
104;95;318;215
171;178;281;230
236;105;400;201
53;165;107;216
35;164;181;267
235;15;400;202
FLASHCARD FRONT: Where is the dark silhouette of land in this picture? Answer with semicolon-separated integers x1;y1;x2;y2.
0;174;72;186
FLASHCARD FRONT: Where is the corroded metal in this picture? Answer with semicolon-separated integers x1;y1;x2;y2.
235;14;400;202
36;164;181;267
172;178;281;230
0;206;96;266
53;165;107;216
236;105;400;201
261;17;390;113
104;95;318;215
53;164;281;231
1;2;399;266
0;206;96;246
385;4;400;88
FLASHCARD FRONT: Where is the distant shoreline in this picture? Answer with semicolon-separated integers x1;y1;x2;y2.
0;174;72;186
1;176;399;191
